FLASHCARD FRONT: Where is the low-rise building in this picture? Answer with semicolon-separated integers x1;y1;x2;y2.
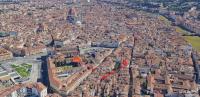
91;40;119;48
0;48;13;61
0;82;47;97
21;45;47;56
55;46;80;58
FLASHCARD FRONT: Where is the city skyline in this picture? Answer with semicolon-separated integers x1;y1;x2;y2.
0;0;200;97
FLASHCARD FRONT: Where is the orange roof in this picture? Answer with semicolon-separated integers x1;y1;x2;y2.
35;82;47;92
154;92;164;97
122;59;128;67
0;82;47;96
72;56;82;63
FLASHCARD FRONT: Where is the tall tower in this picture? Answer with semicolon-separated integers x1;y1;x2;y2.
66;0;79;24
66;0;90;25
66;6;77;24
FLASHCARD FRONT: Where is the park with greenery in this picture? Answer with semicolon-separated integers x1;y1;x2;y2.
184;36;200;52
11;63;32;78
